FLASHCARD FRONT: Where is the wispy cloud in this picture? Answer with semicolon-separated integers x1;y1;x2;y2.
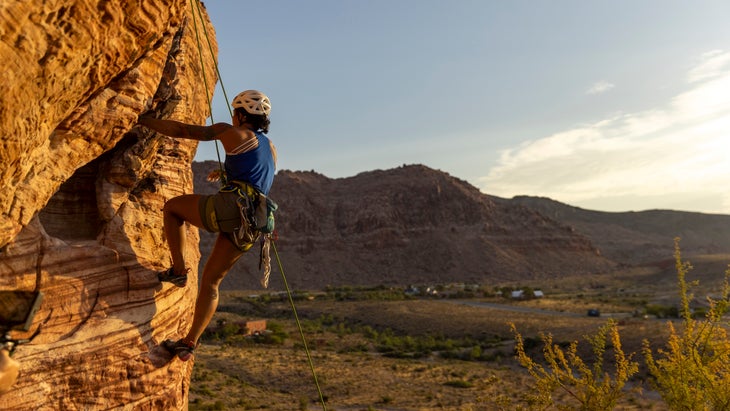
479;51;730;213
688;49;730;83
586;80;615;95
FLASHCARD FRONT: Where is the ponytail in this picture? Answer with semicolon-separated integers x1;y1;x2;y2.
234;108;270;133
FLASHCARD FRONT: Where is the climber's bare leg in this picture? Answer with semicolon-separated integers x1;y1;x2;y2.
162;194;205;275
184;234;243;344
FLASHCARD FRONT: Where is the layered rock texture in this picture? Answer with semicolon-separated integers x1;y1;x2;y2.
1;1;217;409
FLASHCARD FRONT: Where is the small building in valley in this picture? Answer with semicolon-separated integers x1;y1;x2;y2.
243;319;267;335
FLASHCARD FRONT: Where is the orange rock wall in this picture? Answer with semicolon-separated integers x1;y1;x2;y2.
0;1;218;409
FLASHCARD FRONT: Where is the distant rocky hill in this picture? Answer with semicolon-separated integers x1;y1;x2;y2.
193;162;617;290
504;195;730;264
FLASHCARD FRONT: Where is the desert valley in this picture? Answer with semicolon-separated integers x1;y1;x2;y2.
188;162;730;410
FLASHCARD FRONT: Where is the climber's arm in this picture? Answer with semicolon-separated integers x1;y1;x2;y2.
137;117;231;141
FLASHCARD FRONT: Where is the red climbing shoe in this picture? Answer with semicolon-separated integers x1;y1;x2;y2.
158;267;188;288
161;339;196;361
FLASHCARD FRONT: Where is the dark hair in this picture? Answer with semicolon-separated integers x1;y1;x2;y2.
234;108;270;134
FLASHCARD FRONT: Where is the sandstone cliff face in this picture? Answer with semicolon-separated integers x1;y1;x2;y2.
0;1;217;409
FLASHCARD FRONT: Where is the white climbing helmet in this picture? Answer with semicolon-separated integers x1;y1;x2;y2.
232;90;271;116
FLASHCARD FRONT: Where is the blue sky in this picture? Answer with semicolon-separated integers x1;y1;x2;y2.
193;1;730;214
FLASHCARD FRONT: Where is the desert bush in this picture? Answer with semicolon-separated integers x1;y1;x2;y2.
246;320;288;345
324;285;409;301
642;238;730;410
337;342;370;353
439;344;491;361
512;319;638;410
690;306;708;319
201;319;242;342
498;286;514;298
195;385;214;396
371;329;502;361
189;400;225;411
216;322;241;339
444;379;474;388
361;325;378;339
448;290;476;299
645;304;679;319
469;345;482;360
379;395;394;404
298;396;309;411
334;321;351;337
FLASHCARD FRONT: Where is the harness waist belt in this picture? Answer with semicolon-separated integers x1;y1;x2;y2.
220;180;259;198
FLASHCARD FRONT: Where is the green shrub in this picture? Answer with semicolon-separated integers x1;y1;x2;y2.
643;238;730;410
250;320;288;345
512;319;638;410
645;304;679;319
380;395;394;403
298;396;309;411
444;379;474;388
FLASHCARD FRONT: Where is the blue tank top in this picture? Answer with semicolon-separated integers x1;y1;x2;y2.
224;131;275;195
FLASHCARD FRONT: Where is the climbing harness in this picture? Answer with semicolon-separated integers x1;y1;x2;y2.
217;180;278;287
189;2;327;409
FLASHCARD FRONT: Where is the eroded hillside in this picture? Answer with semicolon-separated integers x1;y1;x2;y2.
194;162;616;290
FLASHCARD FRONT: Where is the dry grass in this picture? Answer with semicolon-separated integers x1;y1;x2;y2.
187;256;730;410
186;240;730;410
188;290;676;410
192;343;530;410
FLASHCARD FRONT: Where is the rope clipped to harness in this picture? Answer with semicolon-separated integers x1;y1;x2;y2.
219;181;278;287
190;2;326;409
189;0;278;288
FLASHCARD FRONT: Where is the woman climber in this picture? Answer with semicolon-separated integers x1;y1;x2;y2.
137;89;276;361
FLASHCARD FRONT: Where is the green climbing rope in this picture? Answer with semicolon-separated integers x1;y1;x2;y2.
191;1;233;119
189;0;225;185
189;2;327;409
272;240;328;410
